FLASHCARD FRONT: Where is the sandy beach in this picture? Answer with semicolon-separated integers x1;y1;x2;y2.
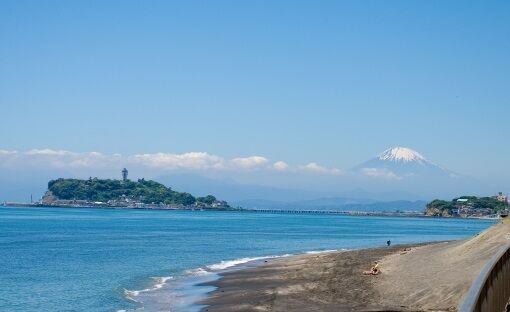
201;219;510;312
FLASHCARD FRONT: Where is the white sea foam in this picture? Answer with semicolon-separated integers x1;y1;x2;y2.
123;289;142;304
184;267;211;276
206;254;292;271
121;251;334;309
123;276;174;301
305;249;338;254
152;276;173;289
206;257;264;270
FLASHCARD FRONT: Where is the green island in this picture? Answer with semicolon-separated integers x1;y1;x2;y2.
10;170;510;218
41;177;231;209
425;193;508;217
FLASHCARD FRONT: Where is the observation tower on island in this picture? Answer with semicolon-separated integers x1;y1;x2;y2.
122;168;128;181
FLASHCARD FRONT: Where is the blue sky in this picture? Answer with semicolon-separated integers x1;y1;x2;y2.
1;0;509;182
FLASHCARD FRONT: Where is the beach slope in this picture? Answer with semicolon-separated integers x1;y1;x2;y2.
201;219;510;311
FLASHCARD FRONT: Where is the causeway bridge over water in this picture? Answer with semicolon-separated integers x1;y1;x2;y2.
240;209;421;216
243;209;352;215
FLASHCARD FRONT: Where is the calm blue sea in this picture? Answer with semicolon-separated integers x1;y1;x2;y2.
0;207;495;312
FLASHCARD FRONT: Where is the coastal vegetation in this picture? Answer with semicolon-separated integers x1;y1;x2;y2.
46;178;228;207
425;195;508;217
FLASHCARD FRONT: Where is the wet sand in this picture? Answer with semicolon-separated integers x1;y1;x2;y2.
200;219;510;312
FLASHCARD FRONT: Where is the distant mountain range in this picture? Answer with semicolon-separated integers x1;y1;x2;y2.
155;169;429;212
177;147;490;208
0;146;496;207
232;197;427;212
155;173;327;202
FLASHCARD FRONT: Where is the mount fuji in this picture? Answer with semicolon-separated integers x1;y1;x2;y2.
352;147;456;180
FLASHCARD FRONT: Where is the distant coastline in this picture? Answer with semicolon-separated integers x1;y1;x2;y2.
0;202;464;218
2;199;505;219
4;174;508;219
1;201;240;211
1;201;427;217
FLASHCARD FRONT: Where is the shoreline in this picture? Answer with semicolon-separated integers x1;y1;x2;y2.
1;202;241;211
199;219;510;311
197;244;428;312
4;204;503;220
121;250;343;312
2;204;481;219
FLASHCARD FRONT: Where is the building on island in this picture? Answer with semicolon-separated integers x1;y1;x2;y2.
454;198;470;215
495;192;508;204
122;168;128;181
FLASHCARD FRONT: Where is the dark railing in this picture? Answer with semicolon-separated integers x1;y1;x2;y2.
459;241;510;312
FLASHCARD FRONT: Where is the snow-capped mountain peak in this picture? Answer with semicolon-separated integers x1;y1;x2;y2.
351;146;454;180
378;147;427;163
349;146;468;194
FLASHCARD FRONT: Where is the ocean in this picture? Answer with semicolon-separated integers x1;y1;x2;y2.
0;207;495;312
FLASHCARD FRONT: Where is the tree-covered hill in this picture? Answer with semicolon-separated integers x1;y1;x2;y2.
425;195;507;217
46;178;226;206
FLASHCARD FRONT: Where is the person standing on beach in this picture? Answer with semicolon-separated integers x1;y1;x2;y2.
387;240;391;246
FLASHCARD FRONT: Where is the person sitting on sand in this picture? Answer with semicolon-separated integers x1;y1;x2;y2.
400;247;411;255
363;261;380;275
371;261;380;274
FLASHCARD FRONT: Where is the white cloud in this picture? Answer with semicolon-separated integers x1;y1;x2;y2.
0;149;121;169
229;156;269;169
52;151;117;168
361;167;401;180
130;152;225;170
63;152;120;169
26;149;74;156
299;162;342;175
0;150;20;167
0;148;344;177
302;162;327;173
0;150;18;155
273;161;289;171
